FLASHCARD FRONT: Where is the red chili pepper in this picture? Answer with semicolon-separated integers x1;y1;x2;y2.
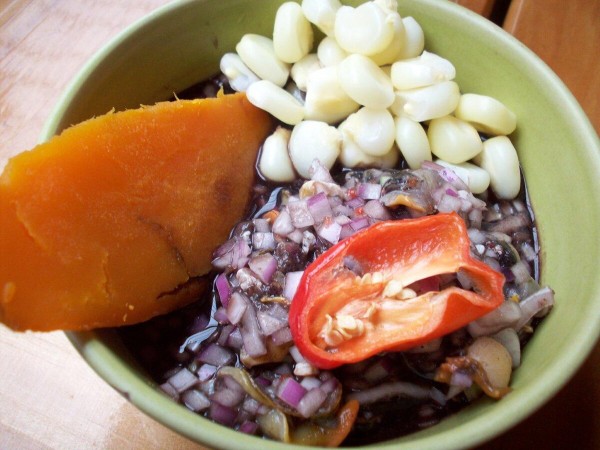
289;213;505;369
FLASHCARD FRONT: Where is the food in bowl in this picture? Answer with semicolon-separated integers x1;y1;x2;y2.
115;0;555;446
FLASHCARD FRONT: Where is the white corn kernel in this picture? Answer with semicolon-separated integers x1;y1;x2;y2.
473;136;521;199
391;51;455;90
342;107;396;156
339;125;399;169
396;16;425;60
236;34;290;87
369;12;406;66
273;2;314;64
304;66;360;123
454;93;517;135
289;120;342;178
394;114;431;169
246;80;305;125
301;0;341;37
389;80;460;122
291;54;321;91
317;36;348;67
434;159;491;194
338;54;395;109
428;115;483;164
259;127;296;182
468;337;513;389
219;53;260;93
334;3;395;56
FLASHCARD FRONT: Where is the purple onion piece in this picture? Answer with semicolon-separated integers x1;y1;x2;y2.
296;387;328;418
309;159;334;183
209;402;238;426
198;343;235;367
307;192;333;223
240;302;267;357
357;182;382;200
277;377;307;408
248;253;278;284
272;210;294;235
239;421;259;435
226;292;248;325
167;368;198;393
317;220;342;244
287;199;315;228
252;232;276;251
350;216;369;231
197;364;218;382
215;273;231;307
182;389;211;412
271;326;293;346
257;311;286;336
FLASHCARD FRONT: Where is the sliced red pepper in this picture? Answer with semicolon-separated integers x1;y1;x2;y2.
289;213;505;369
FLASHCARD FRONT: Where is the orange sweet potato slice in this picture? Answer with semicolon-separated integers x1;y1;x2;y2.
0;93;273;331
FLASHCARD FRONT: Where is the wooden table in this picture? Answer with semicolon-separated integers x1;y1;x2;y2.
1;1;598;449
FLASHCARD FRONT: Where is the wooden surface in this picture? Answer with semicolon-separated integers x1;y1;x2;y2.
1;1;599;449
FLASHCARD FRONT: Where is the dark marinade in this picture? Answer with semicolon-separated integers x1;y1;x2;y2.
118;75;546;446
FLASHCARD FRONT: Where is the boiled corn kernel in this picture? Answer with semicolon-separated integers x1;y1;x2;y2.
454;93;517;135
428;115;483;164
236;34;290;87
246;79;305;125
290;54;321;91
304;66;360;123
390;80;460;122
301;0;341;37
394;114;432;169
219;53;260;93
317;36;348;67
342;107;396;156
338;54;395;109
396;16;425;60
434;159;491;194
289;120;342;178
258;127;296;182
334;2;396;55
391;51;455;90
473;136;521;199
273;2;314;64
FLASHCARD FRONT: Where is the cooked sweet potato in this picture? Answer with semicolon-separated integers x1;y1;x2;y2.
0;93;272;331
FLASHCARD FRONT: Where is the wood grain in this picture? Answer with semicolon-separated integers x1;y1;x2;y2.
0;1;598;449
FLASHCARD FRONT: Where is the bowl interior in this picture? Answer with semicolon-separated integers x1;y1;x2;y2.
42;0;600;449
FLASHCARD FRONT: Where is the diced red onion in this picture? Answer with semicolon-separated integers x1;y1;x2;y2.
357;183;382;200
212;237;251;270
248;253;278;284
197;363;218;382
267;303;289;321
272;210;294;235
254;375;271;388
333;204;354;217
510;260;532;284
308;159;334;183
300;377;322;391
240;303;267;357
212;385;245;407
446;188;458;197
301;231;316;253
236;267;263;291
252;232;276;251
242;397;261;414
215;273;231;307
209;402;238;426
160;382;179;400
363;200;390;220
287;229;304;244
239;421;259;435
349;216;369;231
167;368;198;393
277;377;307;408
339;223;355;240
307;192;333;223
334;214;352;225
514;286;555;330
289;346;306;364
437;193;463;213
467;300;522;337
217;324;234;346
253;218;271;232
226;327;243;350
346;197;365;209
226;292;248;325
283;271;304;301
296;387;328;418
287;200;315;228
430;387;447;406
317;220;342;244
450;371;473;388
294;362;319;377
214;306;229;323
199;343;236;367
270;326;293;345
257;311;286;336
182;389;211;412
319;378;338;394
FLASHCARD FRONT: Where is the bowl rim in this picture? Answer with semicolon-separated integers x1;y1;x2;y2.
38;0;600;449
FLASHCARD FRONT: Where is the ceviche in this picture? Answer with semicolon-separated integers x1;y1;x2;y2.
121;0;554;446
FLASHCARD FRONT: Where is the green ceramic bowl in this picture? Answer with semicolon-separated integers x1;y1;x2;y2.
40;0;600;449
